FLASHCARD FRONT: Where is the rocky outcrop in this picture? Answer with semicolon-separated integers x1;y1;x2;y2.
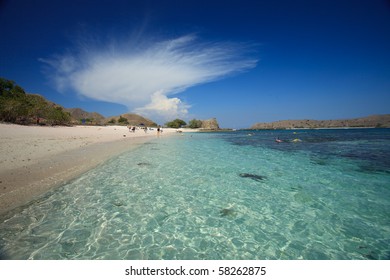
251;114;390;129
201;118;220;130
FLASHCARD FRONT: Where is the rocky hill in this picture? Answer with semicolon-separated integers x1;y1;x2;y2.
200;118;220;130
251;114;390;129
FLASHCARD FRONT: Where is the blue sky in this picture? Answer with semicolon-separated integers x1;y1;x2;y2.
1;0;389;128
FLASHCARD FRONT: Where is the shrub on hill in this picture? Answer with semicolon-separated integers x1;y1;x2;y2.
118;115;129;124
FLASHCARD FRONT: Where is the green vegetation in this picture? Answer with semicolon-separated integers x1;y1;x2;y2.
0;77;71;125
118;115;129;124
188;119;202;128
165;119;187;128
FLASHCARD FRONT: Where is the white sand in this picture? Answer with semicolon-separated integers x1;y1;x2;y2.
0;124;188;215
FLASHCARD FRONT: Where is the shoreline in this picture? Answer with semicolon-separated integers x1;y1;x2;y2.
0;124;194;215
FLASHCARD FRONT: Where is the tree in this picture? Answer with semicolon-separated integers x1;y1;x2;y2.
165;119;187;128
0;78;16;96
188;119;202;129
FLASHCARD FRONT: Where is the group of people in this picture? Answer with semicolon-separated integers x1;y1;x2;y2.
127;125;163;135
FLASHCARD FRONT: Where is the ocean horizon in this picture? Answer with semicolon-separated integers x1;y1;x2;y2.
1;128;389;260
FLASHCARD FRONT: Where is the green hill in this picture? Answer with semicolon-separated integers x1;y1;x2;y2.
0;78;71;125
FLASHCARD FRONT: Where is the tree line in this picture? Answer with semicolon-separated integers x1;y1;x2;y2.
165;118;203;129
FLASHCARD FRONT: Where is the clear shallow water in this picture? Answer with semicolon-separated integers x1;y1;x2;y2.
0;129;389;260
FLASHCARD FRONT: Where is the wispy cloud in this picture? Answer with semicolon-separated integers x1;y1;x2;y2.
41;34;258;121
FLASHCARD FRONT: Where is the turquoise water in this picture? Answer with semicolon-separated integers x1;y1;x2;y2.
1;129;389;259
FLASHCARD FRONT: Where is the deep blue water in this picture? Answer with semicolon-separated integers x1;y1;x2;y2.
0;128;389;259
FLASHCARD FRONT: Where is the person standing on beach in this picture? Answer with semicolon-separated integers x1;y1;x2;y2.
157;126;161;137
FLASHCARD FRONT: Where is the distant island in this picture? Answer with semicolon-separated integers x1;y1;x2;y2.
251;115;390;129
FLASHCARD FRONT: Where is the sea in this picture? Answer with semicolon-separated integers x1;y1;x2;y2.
0;128;389;260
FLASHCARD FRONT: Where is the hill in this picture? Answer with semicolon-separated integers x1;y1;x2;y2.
0;78;71;125
65;108;106;125
251;115;390;129
105;113;158;127
65;109;158;126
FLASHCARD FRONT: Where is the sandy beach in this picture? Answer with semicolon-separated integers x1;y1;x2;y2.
0;123;184;215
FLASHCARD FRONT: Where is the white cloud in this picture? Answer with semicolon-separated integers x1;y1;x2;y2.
42;34;257;121
134;90;190;122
